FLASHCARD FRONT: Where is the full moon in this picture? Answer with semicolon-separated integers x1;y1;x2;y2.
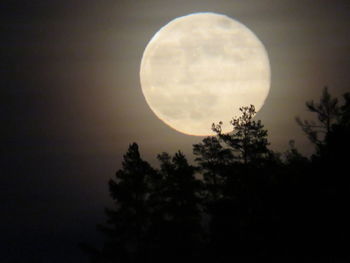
140;12;270;136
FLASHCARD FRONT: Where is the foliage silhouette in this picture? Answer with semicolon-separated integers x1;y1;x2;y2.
293;89;350;256
84;88;350;263
146;152;203;263
212;105;270;165
86;143;157;263
296;87;339;153
193;136;232;201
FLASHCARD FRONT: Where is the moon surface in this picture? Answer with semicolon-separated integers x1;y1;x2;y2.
140;12;270;136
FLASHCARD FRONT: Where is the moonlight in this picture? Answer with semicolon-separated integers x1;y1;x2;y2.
140;12;270;136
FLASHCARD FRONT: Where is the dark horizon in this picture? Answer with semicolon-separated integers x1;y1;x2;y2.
82;93;350;262
2;0;350;262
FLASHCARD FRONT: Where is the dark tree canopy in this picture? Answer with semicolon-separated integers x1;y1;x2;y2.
151;151;202;261
212;105;270;165
92;143;157;263
296;87;339;148
193;136;232;201
84;89;350;263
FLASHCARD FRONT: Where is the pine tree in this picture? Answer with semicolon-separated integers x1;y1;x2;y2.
147;151;202;262
96;143;156;263
193;136;233;201
294;89;350;254
296;87;339;153
212;105;270;166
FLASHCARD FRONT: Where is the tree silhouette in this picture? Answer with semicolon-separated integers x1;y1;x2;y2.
84;89;350;263
295;87;350;164
283;140;309;166
193;136;233;201
323;91;350;163
93;143;157;263
205;105;277;259
212;105;270;165
293;88;350;254
296;87;339;153
146;151;203;262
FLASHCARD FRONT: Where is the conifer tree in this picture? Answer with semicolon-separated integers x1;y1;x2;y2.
296;87;339;152
148;151;202;262
193;136;233;201
96;143;156;263
212;105;270;165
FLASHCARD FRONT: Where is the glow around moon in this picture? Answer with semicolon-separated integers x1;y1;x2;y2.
140;12;270;136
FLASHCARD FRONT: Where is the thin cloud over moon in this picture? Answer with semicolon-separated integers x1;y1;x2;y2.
140;12;271;136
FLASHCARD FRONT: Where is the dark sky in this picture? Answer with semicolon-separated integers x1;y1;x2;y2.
2;0;350;262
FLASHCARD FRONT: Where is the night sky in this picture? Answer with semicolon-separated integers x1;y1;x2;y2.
2;0;350;262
